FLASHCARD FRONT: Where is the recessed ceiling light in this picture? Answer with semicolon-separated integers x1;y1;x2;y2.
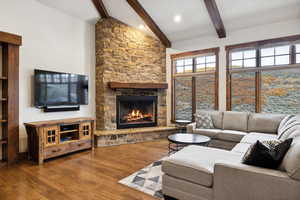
139;24;145;30
174;15;182;23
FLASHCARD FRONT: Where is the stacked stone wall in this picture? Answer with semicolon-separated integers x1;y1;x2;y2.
95;18;166;130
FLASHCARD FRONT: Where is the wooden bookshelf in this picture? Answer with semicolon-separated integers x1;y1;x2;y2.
0;31;21;165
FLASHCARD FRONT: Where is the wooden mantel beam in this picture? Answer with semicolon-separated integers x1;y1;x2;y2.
204;0;226;38
108;82;168;90
91;0;109;18
126;0;172;48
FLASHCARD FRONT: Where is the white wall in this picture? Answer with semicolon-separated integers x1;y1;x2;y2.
166;19;300;122
0;0;95;152
166;48;180;126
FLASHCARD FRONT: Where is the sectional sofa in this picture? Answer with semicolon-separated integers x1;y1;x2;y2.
162;111;300;200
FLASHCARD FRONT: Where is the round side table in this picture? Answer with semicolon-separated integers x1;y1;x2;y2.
175;120;192;133
167;133;211;155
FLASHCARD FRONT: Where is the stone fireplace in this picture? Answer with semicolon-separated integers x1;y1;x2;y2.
95;17;167;130
116;95;157;129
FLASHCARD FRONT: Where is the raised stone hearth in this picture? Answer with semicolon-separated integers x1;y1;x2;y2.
95;17;167;130
94;127;179;147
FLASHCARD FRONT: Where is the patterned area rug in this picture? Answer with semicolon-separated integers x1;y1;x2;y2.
119;157;167;199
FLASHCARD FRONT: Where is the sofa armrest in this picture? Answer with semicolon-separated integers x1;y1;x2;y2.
214;161;300;200
186;122;196;133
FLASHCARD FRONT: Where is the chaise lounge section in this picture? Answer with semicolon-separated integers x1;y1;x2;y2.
162;111;300;200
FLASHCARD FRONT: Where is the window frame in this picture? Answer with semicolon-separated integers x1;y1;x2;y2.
230;49;257;69
171;47;219;122
226;34;300;112
296;44;300;64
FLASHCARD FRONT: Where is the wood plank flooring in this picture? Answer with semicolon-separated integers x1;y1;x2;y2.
0;140;169;200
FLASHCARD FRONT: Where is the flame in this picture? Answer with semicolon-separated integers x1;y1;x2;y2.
124;109;153;122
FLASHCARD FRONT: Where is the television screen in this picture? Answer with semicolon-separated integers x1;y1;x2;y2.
34;69;88;108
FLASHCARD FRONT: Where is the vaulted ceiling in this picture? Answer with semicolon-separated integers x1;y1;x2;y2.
37;0;300;45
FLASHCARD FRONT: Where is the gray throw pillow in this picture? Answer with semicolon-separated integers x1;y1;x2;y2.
195;114;214;129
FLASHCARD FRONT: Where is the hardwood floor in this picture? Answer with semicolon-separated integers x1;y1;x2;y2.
0;140;169;200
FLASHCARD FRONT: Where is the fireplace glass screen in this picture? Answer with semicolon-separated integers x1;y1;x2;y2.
116;96;157;129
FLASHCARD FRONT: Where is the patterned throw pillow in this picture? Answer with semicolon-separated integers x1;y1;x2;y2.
242;138;293;169
195;114;214;129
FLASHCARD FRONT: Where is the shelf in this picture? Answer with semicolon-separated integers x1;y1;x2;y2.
0;98;7;101
59;139;78;144
0;120;7;123
60;130;79;134
0;77;7;80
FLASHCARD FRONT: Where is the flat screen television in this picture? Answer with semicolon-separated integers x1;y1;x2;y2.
34;69;88;108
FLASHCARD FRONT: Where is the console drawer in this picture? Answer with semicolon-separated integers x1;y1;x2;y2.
44;139;92;159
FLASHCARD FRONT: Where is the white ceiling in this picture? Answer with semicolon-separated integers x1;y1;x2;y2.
36;0;300;42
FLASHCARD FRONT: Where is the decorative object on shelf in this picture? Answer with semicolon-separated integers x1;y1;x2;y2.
24;118;95;165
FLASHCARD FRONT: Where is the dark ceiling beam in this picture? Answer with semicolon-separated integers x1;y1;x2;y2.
92;0;109;18
204;0;226;38
126;0;171;48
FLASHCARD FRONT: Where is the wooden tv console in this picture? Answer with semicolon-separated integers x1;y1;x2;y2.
24;117;95;164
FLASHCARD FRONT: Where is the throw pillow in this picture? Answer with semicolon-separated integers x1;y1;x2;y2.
277;115;300;139
278;115;294;136
242;138;293;169
195;114;214;129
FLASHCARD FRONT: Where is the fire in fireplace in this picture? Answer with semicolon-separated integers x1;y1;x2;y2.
124;109;153;123
116;96;157;129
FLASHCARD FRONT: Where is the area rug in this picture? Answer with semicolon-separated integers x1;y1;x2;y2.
119;157;167;199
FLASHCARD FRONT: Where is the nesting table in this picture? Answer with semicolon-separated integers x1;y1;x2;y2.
175;120;192;133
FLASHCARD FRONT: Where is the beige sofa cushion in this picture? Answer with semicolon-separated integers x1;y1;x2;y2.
193;128;222;139
162;145;241;187
223;111;248;132
279;137;300;181
278;116;300;140
278;115;295;137
248;113;285;134
231;143;252;155
240;132;278;144
217;130;247;143
197;110;223;129
208;140;237;151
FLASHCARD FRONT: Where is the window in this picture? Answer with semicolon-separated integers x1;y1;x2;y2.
230;49;256;68
175;58;193;73
260;45;290;66
172;48;219;121
261;69;300;114
174;77;192;121
195;75;216;111
296;44;300;64
226;35;300;114
231;72;256;112
196;55;216;72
